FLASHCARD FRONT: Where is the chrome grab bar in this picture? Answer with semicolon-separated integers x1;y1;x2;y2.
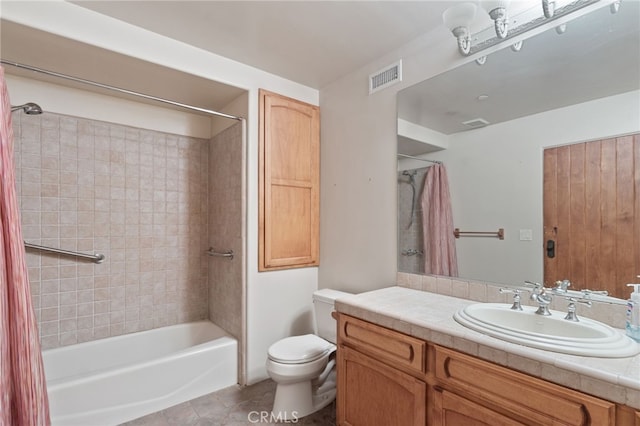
206;247;234;260
24;241;105;264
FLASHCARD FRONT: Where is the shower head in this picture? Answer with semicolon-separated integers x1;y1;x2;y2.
402;170;417;183
11;102;43;115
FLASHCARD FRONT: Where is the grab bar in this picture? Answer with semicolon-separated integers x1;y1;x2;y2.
24;241;105;264
454;228;505;240
206;247;234;260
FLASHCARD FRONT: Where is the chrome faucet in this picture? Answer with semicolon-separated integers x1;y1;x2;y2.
520;279;616;321
499;288;526;311
525;281;553;316
564;297;592;322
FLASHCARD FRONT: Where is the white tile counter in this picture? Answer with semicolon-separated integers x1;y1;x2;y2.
335;286;640;409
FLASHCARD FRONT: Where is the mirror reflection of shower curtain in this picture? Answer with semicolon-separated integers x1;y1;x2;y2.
0;66;51;424
420;164;458;276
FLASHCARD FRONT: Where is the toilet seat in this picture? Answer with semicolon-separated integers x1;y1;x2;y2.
268;334;334;364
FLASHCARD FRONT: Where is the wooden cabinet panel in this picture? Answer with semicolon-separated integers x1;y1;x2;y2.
434;345;615;426
337;346;426;426
259;89;319;271
338;314;426;375
432;388;522;426
616;405;640;426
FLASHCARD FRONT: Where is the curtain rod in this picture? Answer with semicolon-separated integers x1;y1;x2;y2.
397;153;442;164
0;60;242;122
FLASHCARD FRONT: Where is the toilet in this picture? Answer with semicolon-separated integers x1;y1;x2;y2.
266;288;351;421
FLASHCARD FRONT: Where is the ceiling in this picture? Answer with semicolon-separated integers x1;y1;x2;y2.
0;1;455;115
1;1;638;129
68;1;455;90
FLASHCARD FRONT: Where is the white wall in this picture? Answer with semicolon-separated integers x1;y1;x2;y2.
2;0;319;384
399;90;640;286
319;29;468;294
6;75;214;138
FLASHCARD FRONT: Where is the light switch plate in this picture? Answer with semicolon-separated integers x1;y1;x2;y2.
519;229;533;241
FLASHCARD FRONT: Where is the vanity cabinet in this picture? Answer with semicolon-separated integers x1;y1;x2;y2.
432;387;521;426
434;346;615;426
337;314;627;426
339;346;426;426
337;314;427;426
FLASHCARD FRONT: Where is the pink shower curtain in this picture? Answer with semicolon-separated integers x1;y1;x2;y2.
0;67;51;425
420;164;458;277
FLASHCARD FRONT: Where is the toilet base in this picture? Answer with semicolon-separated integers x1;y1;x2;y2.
272;371;336;421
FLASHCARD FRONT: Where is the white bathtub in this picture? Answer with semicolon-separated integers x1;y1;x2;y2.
42;321;238;426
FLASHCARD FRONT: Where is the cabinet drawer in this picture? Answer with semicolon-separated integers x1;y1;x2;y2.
434;346;615;426
338;314;426;375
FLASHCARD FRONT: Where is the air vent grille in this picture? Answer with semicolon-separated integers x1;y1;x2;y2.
462;118;490;128
369;60;402;94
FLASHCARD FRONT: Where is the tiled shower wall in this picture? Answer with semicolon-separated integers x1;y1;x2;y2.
208;122;244;380
208;123;243;339
13;111;212;349
397;166;429;274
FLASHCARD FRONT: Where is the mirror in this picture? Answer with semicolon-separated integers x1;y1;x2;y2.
397;1;640;299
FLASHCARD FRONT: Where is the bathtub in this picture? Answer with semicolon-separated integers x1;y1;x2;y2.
42;321;238;426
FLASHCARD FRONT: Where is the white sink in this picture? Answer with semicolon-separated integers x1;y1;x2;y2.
454;303;640;358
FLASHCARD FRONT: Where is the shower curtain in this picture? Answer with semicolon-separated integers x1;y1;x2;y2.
420;164;458;277
0;67;51;425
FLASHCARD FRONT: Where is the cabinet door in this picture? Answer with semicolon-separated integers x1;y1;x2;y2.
616;405;640;426
259;89;320;270
432;387;523;426
434;345;615;426
338;346;426;426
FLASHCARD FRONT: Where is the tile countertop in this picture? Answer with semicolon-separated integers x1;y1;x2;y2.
334;286;640;409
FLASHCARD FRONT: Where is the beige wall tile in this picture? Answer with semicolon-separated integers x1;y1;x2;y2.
16;112;213;348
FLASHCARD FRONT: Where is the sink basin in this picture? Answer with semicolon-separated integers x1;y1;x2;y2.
454;303;640;358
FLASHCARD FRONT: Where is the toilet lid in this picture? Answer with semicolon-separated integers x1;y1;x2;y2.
268;334;334;364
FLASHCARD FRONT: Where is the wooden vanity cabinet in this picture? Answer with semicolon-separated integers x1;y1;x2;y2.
337;314;427;426
434;346;615;426
432;387;522;426
616;405;640;426
339;346;427;426
337;314;626;426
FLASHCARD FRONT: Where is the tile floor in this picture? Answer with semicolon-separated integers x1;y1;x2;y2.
121;379;336;425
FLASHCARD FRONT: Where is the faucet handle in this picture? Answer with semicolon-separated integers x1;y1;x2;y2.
499;287;522;294
524;280;543;290
564;297;592;322
581;289;609;297
554;279;571;292
499;288;524;311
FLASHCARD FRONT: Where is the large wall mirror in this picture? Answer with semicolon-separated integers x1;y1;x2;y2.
397;1;639;299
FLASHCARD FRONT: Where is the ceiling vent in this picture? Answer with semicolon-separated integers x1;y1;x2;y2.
369;60;402;95
462;118;490;128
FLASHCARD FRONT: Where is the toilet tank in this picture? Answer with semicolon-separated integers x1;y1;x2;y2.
313;289;352;343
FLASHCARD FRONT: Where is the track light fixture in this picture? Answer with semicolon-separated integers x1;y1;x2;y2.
443;0;614;58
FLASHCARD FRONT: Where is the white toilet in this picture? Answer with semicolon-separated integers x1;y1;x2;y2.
266;288;351;421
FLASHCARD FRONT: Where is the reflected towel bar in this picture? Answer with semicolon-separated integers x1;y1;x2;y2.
24;241;106;263
454;228;505;240
206;248;234;260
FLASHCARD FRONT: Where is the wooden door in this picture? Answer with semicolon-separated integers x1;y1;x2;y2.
259;89;320;271
543;134;639;298
337;346;426;426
